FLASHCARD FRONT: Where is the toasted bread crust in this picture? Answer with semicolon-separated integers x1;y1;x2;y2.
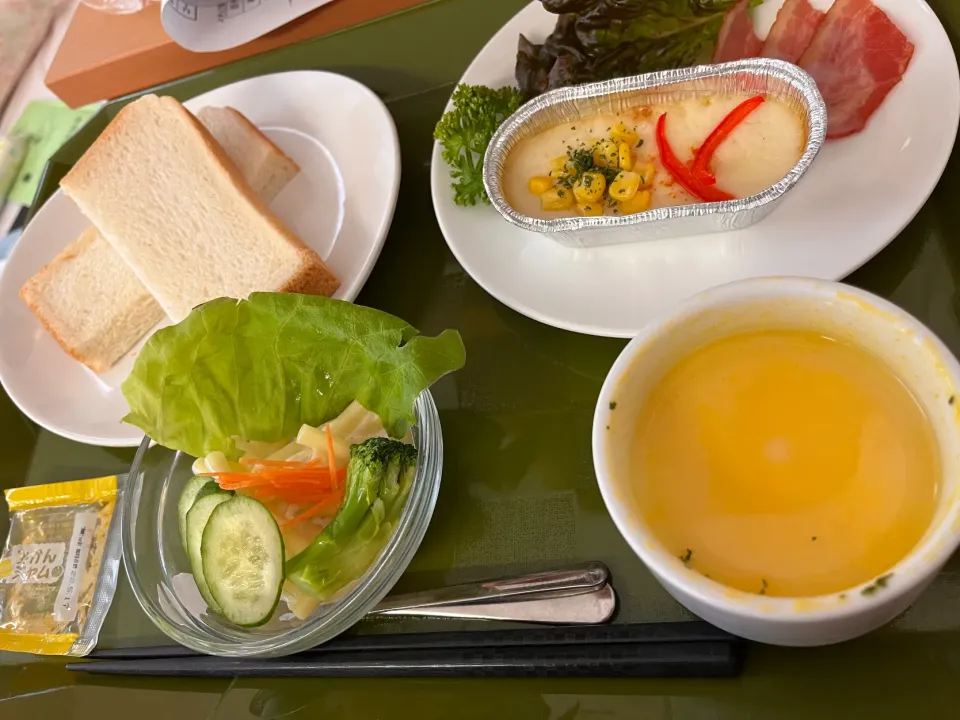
174;98;339;298
61;96;141;197
61;96;288;248
19;228;112;373
20;292;109;373
216;106;301;176
20;229;165;374
61;96;340;318
186;112;340;297
278;249;341;297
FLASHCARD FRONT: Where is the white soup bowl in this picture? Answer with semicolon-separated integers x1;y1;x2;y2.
593;277;960;646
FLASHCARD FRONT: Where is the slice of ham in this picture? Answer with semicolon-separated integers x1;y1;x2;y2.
713;0;763;64
798;0;914;139
762;0;826;63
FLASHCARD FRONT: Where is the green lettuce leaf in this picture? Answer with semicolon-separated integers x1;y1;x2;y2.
517;0;757;98
121;293;465;458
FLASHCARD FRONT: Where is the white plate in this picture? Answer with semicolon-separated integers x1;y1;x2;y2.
0;70;400;446
431;0;959;337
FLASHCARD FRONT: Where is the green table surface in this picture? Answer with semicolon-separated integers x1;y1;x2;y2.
3;0;960;716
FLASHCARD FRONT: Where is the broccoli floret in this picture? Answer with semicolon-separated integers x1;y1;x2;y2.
392;446;417;512
285;437;419;597
350;437;416;474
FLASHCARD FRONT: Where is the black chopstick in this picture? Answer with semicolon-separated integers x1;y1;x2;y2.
69;640;743;678
88;621;738;660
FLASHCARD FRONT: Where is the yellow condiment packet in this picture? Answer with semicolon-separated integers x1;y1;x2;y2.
0;475;123;656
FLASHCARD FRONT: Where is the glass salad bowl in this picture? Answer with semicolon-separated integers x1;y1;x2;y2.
121;391;443;658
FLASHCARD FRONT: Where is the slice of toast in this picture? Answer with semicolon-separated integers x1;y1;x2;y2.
21;105;302;373
21;226;166;374
59;94;339;324
195;106;299;203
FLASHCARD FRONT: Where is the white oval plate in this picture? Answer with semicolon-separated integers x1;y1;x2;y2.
0;70;400;446
431;0;959;337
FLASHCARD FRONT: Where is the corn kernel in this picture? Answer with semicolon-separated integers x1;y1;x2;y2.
592;139;619;169
573;172;607;203
609;171;641;201
528;176;555;195
578;202;604;216
611;122;639;146
540;187;574;211
617;142;633;171
633;163;656;189
619;189;652;215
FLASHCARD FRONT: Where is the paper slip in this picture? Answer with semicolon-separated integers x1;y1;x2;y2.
161;0;337;53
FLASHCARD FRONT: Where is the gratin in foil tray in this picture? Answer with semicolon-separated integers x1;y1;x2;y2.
483;59;827;249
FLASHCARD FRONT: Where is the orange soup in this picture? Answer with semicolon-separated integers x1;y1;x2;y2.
631;330;939;597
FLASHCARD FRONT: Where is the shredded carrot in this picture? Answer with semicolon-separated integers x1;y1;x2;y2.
325;426;339;490
198;471;331;482
283;476;339;488
246;488;275;500
214;476;280;487
201;468;338;485
276;493;325;505
280;498;338;530
258;470;332;482
218;484;334;498
199;448;346;509
239;457;326;468
244;486;333;504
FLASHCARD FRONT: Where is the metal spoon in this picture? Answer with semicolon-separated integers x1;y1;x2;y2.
373;562;610;612
374;583;616;625
370;562;615;624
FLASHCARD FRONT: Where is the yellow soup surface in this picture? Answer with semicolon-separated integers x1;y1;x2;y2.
631;330;939;598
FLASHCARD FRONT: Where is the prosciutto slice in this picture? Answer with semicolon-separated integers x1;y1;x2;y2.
762;0;826;63
713;0;763;64
798;0;914;139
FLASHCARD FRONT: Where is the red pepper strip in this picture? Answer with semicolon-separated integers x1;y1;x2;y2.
691;95;765;185
656;113;734;203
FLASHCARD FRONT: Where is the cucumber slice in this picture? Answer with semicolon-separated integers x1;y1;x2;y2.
198;482;229;502
178;475;218;549
185;492;233;613
201;495;285;627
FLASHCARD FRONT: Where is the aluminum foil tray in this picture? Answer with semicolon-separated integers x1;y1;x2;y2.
483;59;827;249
